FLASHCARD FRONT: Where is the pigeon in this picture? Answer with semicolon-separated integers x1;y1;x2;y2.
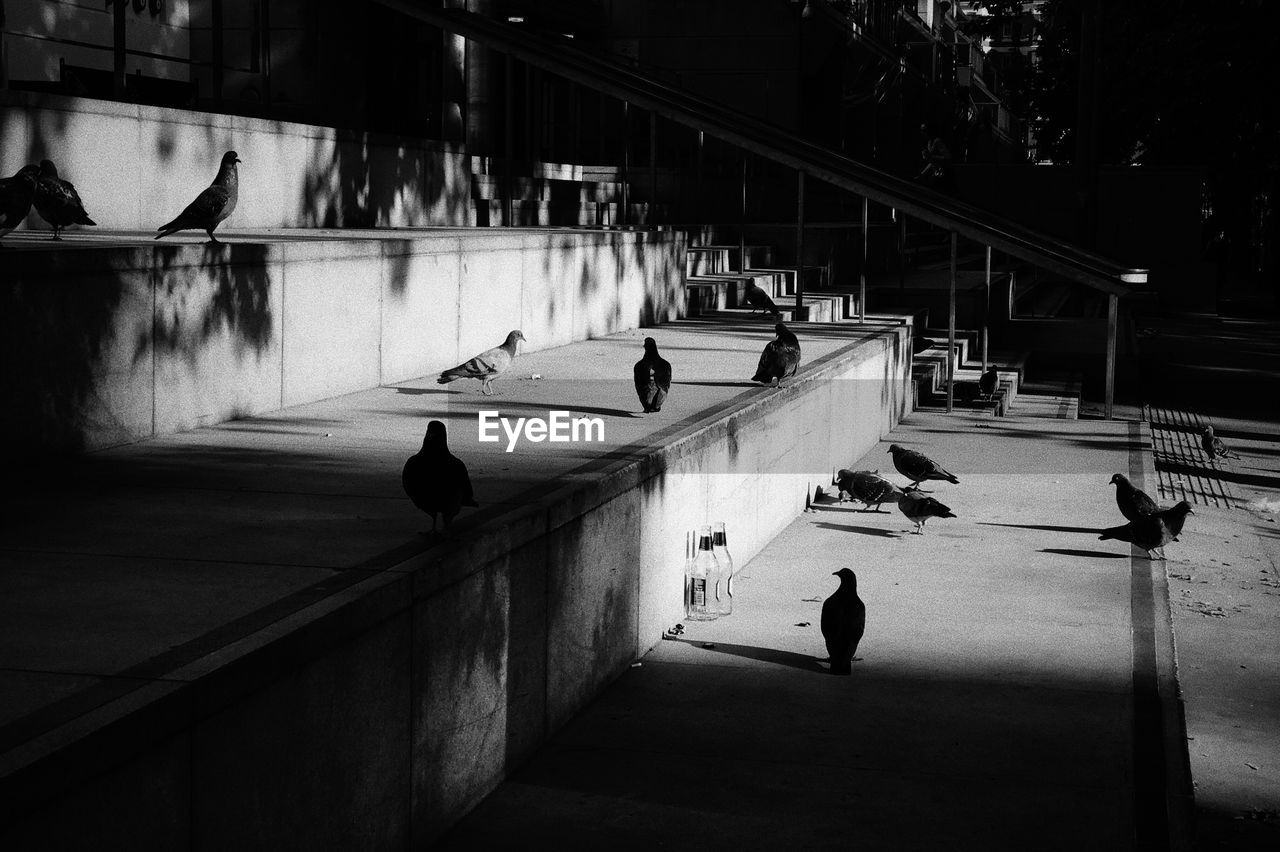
402;420;478;533
743;282;780;317
1109;473;1158;522
888;444;959;491
834;469;903;512
821;568;866;676
1200;426;1239;460
751;322;801;386
897;490;955;534
633;337;672;413
0;164;40;245
438;330;526;395
32;159;96;240
155;150;241;243
978;365;999;399
1099;501;1194;560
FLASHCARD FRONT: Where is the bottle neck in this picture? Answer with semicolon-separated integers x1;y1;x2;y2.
698;536;713;552
712;531;728;548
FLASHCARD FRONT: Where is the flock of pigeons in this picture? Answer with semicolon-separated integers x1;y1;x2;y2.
0;150;242;245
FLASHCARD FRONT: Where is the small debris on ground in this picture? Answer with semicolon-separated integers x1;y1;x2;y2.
794;622;811;627
701;642;716;649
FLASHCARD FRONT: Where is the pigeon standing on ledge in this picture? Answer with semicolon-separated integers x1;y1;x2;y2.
33;160;96;240
834;469;902;512
743;282;780;317
1200;425;1240;460
978;365;999;399
751;322;801;386
1099;501;1194;560
0;165;40;246
1109;473;1158;522
897;490;956;534
821;568;866;675
155;150;241;243
438;330;526;395
402;420;478;533
633;337;672;413
888;444;960;491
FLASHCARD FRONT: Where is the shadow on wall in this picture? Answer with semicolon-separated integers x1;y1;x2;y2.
301;130;473;229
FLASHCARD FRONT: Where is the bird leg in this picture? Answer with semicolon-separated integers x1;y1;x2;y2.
206;231;221;244
51;228;62;241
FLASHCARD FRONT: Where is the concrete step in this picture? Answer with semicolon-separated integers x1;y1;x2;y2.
685;244;776;277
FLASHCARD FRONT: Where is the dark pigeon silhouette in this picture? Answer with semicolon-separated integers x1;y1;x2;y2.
1099;500;1193;560
821;568;866;675
0;164;40;246
1200;426;1240;460
1109;473;1158;522
751;322;801;386
897;490;955;534
834;469;902;512
438;330;525;395
888;444;960;491
633;337;672;413
33;160;96;240
156;150;241;243
978;365;999;399
743;282;780;317
403;420;478;533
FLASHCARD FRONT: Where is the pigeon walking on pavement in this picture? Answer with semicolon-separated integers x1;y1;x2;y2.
888;444;960;491
1109;473;1159;522
821;568;866;675
438;330;526;395
155;150;241;243
1200;426;1240;460
897;490;955;534
978;365;999;400
1098;501;1193;560
0;165;40;246
834;469;903;512
402;420;478;533
32;160;96;240
751;322;801;386
743;282;780;317
633;337;672;413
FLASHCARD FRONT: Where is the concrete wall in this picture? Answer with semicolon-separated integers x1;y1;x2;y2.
1;229;688;451
0;323;912;849
0;91;475;230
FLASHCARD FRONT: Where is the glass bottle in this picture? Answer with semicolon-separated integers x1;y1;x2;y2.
712;521;735;616
685;526;720;621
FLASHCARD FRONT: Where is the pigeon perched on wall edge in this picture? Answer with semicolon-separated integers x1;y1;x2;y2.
821;568;866;675
1109;473;1159;522
438;330;526;395
888;444;959;491
33;160;96;240
1098;501;1193;560
0;165;40;246
155;150;241;243
633;337;672;413
751;322;801;386
403;420;478;533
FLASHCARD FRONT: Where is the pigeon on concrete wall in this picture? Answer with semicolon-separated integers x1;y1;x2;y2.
32;160;96;240
888;444;960;490
1109;473;1159;522
1098;501;1193;560
751;322;801;386
403;420;478;533
897;490;955;534
0;165;40;245
155;150;241;243
834;469;903;512
633;337;672;413
821;568;866;676
743;282;780;317
1200;426;1240;460
438;330;526;395
978;365;999;399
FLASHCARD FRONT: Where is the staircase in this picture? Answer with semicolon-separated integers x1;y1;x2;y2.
469;158;666;227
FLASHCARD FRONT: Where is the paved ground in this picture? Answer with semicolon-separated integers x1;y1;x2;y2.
0;318;892;770
440;411;1182;850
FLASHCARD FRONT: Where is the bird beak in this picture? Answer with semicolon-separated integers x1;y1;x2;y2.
831;570;839;576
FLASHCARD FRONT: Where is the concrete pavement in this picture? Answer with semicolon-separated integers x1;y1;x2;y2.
440;411;1189;850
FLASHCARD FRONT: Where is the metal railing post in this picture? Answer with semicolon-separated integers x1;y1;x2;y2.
983;245;991;372
860;196;869;323
739;153;747;273
1106;293;1118;420
796;170;806;319
948;232;957;413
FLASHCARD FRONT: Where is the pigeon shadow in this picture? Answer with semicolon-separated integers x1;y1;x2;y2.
977;522;1100;534
392;387;456;396
492;400;639;419
813;521;902;538
1039;548;1129;559
673;380;758;389
672;638;826;673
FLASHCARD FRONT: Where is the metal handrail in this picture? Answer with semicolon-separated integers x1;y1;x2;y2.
371;2;1146;296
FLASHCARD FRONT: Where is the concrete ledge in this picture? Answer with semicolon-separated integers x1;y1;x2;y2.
0;319;912;847
1;228;687;451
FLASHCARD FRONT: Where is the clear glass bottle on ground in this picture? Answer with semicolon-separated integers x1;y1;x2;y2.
712;521;735;616
685;526;720;621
